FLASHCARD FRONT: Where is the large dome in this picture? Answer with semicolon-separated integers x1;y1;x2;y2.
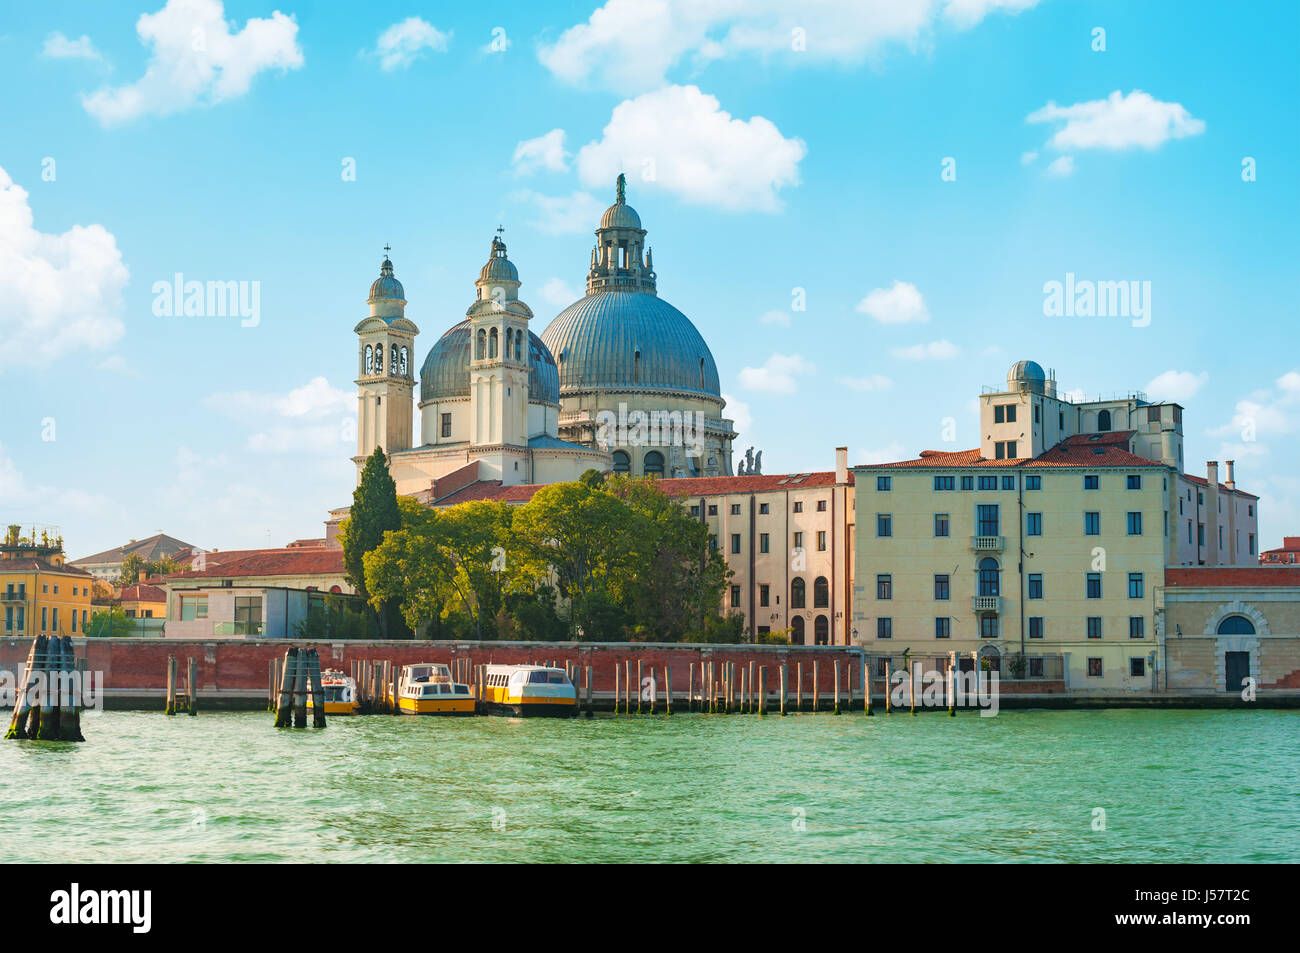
420;320;560;404
541;291;721;398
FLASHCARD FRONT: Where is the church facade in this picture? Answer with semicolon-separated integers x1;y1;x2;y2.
353;177;736;496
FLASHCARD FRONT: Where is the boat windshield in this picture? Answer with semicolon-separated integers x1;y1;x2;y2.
528;671;569;685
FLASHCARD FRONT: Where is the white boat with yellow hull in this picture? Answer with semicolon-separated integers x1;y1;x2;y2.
481;664;577;717
396;664;476;716
307;668;358;715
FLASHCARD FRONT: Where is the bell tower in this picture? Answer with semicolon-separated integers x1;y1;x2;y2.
354;251;419;480
467;235;533;482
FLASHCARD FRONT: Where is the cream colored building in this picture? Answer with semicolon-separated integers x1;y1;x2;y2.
851;360;1262;692
1159;567;1300;693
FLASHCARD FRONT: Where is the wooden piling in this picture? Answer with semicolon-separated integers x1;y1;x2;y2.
748;660;756;713
293;652;309;727
165;654;177;716
759;666;768;716
63;654;86;742
947;655;956;717
739;667;747;715
307;649;327;728
812;661;820;713
5;636;41;739
664;666;673;715
833;660;841;715
863;659;873;716
909;661;917;716
637;659;644;714
687;663;695;712
796;662;803;712
884;660;892;714
779;664;787;716
187;657;198;716
274;648;296;726
613;663;620;714
584;666;593;714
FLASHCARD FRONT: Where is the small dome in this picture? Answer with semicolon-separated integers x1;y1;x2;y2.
1008;360;1046;383
369;258;405;301
598;172;642;230
479;236;519;284
420;321;559;405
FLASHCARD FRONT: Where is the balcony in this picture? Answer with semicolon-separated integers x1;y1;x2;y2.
970;536;1005;553
971;596;1002;613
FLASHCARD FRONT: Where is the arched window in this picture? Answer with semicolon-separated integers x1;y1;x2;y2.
515;331;523;361
814;615;829;645
643;450;664;476
364;345;373;374
1216;615;1256;635
1098;409;1112;431
791;577;806;609
489;327;498;358
612;450;630;473
399;346;408;376
813;576;829;608
505;328;513;359
978;557;1000;597
476;329;486;360
390;343;398;375
791;616;805;645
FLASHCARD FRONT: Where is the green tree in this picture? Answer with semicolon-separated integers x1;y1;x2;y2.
85;606;133;637
339;447;403;637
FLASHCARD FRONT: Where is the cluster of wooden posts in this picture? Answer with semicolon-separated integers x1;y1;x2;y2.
4;635;86;741
606;659;876;715
268;647;328;728
164;655;198;716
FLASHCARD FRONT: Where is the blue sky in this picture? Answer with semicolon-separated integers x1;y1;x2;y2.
1;0;1297;558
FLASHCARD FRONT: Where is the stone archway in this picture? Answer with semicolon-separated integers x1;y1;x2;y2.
1203;600;1267;692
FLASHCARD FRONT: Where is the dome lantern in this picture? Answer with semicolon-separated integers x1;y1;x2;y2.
589;175;654;295
367;248;407;320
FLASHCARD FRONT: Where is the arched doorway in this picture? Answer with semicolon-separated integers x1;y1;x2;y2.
977;644;1001;673
791;616;805;645
814;615;829;645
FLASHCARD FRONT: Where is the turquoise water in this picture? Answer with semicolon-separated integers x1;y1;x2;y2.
1;709;1296;863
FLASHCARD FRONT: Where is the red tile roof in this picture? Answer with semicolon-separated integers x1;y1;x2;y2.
120;584;166;602
0;558;92;576
164;548;345;580
429;471;852;507
1165;567;1300;588
858;432;1163;470
1181;473;1258;499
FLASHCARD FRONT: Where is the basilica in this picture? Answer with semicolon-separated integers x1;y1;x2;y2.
352;176;737;496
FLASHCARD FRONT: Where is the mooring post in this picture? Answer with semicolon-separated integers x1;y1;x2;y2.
274;649;295;726
779;664;787;716
947;652;957;716
64;653;86;742
664;666;673;715
165;654;177;716
613;662;620;714
884;660;893;714
187;657;198;716
293;653;309;728
833;660;841;715
637;659;644;714
759;666;768;716
739;667;748;715
864;658;873;716
812;660;820;713
5;636;40;739
910;660;918;716
307;649;327;728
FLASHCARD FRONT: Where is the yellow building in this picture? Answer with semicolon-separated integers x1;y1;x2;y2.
850;361;1261;693
0;526;93;638
119;582;167;619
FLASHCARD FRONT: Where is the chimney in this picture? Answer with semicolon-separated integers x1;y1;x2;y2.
137;568;147;584
835;446;848;484
1225;460;1235;490
1206;460;1218;489
1204;461;1220;566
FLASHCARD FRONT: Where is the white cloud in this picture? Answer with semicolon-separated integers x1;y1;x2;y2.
539;0;1041;93
511;190;606;235
855;442;910;466
722;392;752;439
1145;369;1208;403
1020;150;1038;165
759;309;791;327
0;442;120;518
737;353;815;394
372;17;449;72
1027;90;1205;152
538;277;580;309
43;32;104;63
513;129;569;176
1044;155;1075;178
0;167;128;367
575;85;806;213
82;0;303;125
838;375;893;392
856;280;928;324
204;376;353;454
891;339;959;360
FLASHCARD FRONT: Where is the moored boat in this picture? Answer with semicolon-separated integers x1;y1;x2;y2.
308;668;359;715
396;663;476;715
481;664;577;717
